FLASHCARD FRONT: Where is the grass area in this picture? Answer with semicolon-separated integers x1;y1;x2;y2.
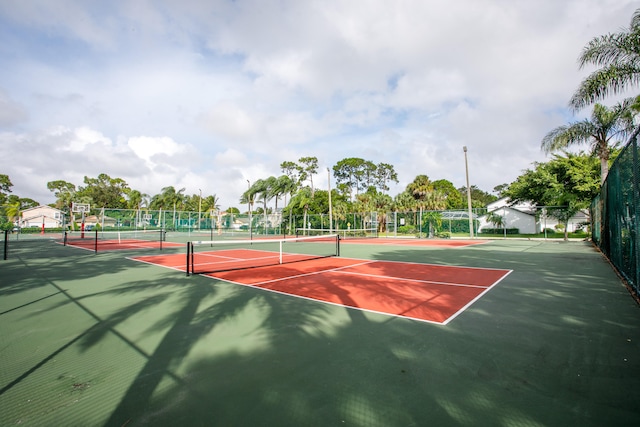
381;231;591;240
474;231;590;239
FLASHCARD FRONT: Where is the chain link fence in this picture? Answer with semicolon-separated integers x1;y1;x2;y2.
591;134;640;301
49;208;379;238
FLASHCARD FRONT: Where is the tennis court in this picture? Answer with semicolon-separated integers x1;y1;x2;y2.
2;235;639;426
133;239;511;324
62;229;184;252
345;237;490;247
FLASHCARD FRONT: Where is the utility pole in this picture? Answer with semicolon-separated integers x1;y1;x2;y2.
247;180;252;240
198;188;202;230
328;168;333;233
463;146;474;238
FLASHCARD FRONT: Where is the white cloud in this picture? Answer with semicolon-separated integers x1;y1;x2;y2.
128;136;185;167
0;0;638;210
0;88;28;126
200;103;260;143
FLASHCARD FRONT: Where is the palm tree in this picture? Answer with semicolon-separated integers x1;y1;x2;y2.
200;194;220;231
298;156;319;196
422;210;443;238
239;184;257;235
541;101;635;184
250;178;276;233
393;191;416;212
570;8;640;110
405;175;446;237
5;199;21;228
355;190;393;233
331;196;349;230
296;187;313;234
270;175;293;210
201;195;220;213
277;172;300;235
486;211;505;229
393;191;417;231
150;186;185;229
125;189;148;226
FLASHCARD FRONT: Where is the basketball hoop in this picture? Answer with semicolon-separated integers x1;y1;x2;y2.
72;202;90;213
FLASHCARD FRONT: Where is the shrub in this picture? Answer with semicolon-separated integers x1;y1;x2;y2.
480;228;519;235
397;225;416;234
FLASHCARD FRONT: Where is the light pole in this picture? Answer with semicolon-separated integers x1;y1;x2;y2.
463;146;474;238
327;168;333;233
198;189;202;230
247;179;252;240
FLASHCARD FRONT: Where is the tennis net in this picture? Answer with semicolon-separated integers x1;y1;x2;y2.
295;227;378;239
186;234;340;275
63;229;165;252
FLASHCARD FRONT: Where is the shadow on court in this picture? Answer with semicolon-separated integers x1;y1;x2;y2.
1;238;639;426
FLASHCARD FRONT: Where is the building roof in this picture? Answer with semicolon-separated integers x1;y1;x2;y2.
20;205;63;214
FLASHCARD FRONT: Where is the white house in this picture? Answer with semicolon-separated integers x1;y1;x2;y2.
478;198;589;234
83;214;117;228
19;205;65;229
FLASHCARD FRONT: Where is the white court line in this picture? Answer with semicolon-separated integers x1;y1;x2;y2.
442;270;513;325
243;260;375;286
127;256;186;272
136;252;512;326
331;269;490;289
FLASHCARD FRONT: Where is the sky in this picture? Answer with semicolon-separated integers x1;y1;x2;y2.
0;0;638;210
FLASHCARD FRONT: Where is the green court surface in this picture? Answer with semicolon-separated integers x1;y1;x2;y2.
1;236;639;426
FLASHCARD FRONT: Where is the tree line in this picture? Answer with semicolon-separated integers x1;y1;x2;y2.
0;155;499;230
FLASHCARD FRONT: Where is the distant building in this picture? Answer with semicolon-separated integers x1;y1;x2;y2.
83;215;118;228
478;198;588;234
19;205;65;229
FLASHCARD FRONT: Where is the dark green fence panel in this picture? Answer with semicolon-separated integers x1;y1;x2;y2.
591;134;640;299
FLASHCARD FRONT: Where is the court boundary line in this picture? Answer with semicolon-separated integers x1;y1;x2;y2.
343;238;492;248
242;259;494;290
127;256;186;272
206;274;450;326
245;260;375;287
331;270;491;289
189;247;512;273
195;258;512;326
62;239;181;252
444;270;513;324
352;256;514;272
129;251;513;325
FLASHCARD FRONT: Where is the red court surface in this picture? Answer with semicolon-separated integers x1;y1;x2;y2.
132;249;511;325
64;239;183;251
342;238;490;247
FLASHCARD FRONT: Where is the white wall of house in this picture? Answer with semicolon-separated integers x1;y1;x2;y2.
478;206;538;234
19;206;65;228
480;198;590;234
537;210;589;233
83;215;117;227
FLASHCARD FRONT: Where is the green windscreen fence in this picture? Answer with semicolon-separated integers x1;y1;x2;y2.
591;133;640;300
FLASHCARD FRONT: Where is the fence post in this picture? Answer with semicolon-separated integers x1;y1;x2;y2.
633;136;640;294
